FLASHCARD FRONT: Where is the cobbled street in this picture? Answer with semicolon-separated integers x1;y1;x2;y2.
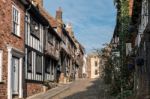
52;78;114;99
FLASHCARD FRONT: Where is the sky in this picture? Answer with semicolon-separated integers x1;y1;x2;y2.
44;0;116;53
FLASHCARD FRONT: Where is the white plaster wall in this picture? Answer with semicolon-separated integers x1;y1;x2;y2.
90;57;100;78
82;55;87;74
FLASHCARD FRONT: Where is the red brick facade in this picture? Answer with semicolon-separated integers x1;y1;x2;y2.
0;0;25;98
25;82;43;97
129;0;134;16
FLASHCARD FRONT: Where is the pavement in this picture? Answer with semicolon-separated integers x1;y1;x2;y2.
52;78;115;99
27;83;71;99
27;78;114;99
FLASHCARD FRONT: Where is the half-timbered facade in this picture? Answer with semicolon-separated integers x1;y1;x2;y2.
24;3;49;97
38;6;62;82
44;27;61;82
130;0;150;97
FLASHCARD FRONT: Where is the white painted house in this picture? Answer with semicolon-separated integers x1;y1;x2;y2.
87;53;101;79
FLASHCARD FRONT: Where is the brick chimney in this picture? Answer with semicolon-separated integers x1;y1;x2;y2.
56;7;62;21
55;7;63;37
129;0;133;16
31;0;43;6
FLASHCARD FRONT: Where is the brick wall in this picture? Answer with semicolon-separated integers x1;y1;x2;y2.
0;0;25;98
129;0;134;16
0;84;7;99
25;82;43;97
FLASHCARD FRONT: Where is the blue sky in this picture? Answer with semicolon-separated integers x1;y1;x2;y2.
44;0;116;53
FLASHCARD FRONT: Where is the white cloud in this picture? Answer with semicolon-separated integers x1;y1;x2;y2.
44;0;116;53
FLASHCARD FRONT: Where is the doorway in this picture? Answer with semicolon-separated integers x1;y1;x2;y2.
12;56;19;95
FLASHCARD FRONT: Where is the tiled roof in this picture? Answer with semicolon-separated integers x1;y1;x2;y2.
38;6;57;28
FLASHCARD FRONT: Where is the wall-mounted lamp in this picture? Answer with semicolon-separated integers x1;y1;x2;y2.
34;24;39;31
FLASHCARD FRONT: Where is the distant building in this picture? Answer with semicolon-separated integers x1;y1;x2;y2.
82;55;87;78
87;53;102;79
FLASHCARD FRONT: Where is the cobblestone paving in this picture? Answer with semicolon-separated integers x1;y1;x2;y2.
52;78;115;99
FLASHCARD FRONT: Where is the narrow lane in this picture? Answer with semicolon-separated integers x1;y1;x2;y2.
52;78;114;99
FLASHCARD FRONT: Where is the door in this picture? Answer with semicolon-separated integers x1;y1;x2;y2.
12;56;19;94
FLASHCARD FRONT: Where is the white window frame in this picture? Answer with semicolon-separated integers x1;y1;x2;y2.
12;5;20;36
0;50;3;82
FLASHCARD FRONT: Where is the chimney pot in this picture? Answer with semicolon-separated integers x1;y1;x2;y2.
56;7;63;21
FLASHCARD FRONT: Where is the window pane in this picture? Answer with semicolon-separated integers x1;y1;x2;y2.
13;22;15;33
15;24;17;34
48;33;53;44
12;6;19;35
30;17;40;39
36;54;42;74
95;61;97;66
13;8;15;21
45;59;50;73
51;61;54;75
16;10;18;23
27;50;32;72
95;70;98;75
15;10;17;22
